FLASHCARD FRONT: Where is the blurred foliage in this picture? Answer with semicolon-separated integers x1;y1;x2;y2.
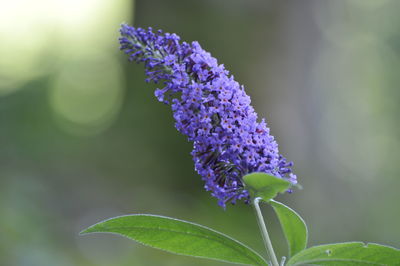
0;0;399;265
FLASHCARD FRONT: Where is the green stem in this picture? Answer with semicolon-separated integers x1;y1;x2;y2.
253;197;279;266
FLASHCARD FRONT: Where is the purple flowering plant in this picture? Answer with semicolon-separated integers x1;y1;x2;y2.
81;25;400;265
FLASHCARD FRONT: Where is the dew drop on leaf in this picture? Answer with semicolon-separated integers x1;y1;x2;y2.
325;249;332;256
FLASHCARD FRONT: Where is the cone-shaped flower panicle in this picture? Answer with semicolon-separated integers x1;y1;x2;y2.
119;24;297;208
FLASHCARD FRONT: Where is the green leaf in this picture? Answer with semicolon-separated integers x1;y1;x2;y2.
286;242;400;265
269;200;307;258
243;172;290;201
80;214;268;266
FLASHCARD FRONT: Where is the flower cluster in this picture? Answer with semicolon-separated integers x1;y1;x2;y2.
120;24;297;208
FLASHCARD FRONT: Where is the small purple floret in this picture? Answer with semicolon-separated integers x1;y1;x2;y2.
119;24;297;208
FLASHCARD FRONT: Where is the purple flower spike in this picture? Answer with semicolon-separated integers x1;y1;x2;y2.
119;24;297;208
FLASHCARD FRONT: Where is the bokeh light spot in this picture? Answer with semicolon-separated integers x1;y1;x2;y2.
49;53;124;135
0;0;132;96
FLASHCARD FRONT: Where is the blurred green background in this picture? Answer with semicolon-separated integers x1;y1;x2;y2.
1;0;399;265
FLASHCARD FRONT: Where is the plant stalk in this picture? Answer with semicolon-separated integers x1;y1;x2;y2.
253;197;279;266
